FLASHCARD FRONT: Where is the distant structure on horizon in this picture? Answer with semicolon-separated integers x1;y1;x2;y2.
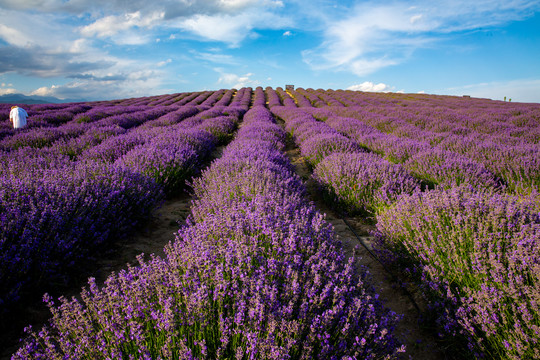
286;85;294;91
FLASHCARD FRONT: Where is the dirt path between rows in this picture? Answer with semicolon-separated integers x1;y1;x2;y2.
281;133;448;359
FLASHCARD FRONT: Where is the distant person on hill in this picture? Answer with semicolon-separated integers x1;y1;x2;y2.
9;105;28;129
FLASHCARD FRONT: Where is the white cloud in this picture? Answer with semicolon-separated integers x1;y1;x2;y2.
347;81;393;92
0;9;77;48
303;0;540;76
215;69;259;88
0;0;276;15
157;58;172;67
80;11;165;43
0;0;291;100
349;58;399;77
191;50;239;65
174;9;290;45
0;23;29;45
69;39;91;53
0;87;17;95
410;14;423;24
30;85;58;97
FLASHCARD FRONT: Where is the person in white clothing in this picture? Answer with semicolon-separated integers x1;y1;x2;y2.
10;106;28;129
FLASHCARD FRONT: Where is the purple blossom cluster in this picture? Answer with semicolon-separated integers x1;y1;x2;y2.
0;158;164;315
252;86;266;107
159;92;198;107
286;88;314;108
4;88;539;359
313;152;421;216
265;86;282;108
299;88;331;107
1;127;67;150
139;105;200;128
49;125;127;159
270;106;421;218
307;107;513;192
15;105;403;359
308;89;345;107
403;148;505;190
28;104;91;125
184;91;214;106
374;186;540;359
147;93;183;106
271;107;362;166
308;108;431;163
229;87;253;109
199;89;227;107
275;87;297;107
213;89;236;107
72;105;147;123
95;106;174;129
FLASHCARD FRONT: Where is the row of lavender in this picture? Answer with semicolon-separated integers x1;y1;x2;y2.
281;87;539;194
268;89;540;359
0;89;250;323
15;105;404;359
0;89;238;141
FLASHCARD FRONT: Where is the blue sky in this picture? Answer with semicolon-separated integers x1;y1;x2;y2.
0;0;539;102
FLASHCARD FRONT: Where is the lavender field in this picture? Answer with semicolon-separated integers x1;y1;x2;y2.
1;87;539;359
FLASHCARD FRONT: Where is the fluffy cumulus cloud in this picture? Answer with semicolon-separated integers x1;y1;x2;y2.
215;68;260;88
173;7;290;46
0;0;290;99
0;0;265;15
0;87;17;95
347;81;393;92
1;0;539;101
303;0;540;76
79;11;166;44
0;0;287;45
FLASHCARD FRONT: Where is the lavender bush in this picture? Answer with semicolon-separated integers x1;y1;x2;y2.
0;160;164;315
313;152;421;217
403;148;505;190
271;107;362;166
374;186;540;359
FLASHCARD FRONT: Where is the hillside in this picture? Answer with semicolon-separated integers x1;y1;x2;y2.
2;87;539;360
